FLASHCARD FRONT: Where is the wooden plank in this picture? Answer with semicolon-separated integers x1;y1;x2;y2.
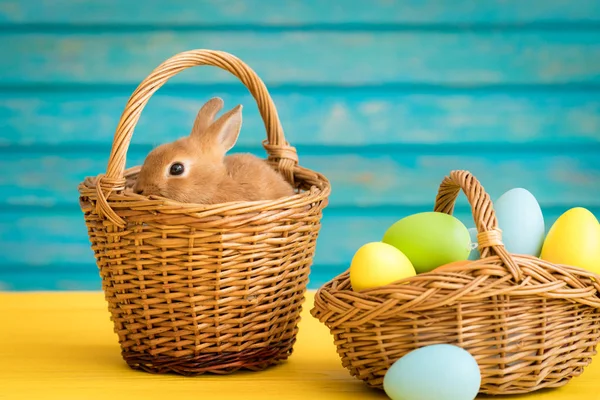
0;209;388;270
1;205;599;291
2;89;599;147
2;31;599;85
1;292;600;400
1;0;599;25
0;209;372;268
0;270;101;291
0;267;353;291
0;267;348;291
1;204;598;274
0;268;372;292
1;150;598;208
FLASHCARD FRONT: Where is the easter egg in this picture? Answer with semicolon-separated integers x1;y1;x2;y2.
382;212;471;274
467;227;480;260
349;242;416;291
494;188;545;256
540;207;600;274
383;344;481;400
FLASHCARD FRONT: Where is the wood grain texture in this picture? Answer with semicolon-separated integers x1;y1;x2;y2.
0;268;356;291
1;0;599;25
1;203;598;291
2;31;600;85
1;2;599;293
2;89;600;146
1;291;600;400
1;151;598;208
0;209;482;269
0;270;104;291
0;267;350;291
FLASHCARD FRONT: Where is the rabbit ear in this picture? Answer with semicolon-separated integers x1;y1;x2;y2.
190;97;224;140
202;104;243;154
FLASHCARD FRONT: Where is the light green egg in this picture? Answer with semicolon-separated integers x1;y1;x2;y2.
382;212;471;274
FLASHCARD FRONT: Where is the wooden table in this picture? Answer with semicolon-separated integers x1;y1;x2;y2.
1;292;598;400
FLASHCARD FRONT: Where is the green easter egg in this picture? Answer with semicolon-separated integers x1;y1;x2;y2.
382;212;471;274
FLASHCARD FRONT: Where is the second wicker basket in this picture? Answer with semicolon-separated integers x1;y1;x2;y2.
311;170;600;395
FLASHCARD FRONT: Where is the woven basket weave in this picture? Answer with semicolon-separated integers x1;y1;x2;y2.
78;49;330;375
311;170;600;395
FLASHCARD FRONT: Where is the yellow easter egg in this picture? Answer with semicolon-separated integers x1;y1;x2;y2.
350;242;416;291
540;207;600;274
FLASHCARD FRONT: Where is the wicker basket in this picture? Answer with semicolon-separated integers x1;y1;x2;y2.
78;49;330;375
311;170;600;395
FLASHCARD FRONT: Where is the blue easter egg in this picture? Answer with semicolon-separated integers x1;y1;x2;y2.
495;188;545;256
467;227;480;260
383;344;481;400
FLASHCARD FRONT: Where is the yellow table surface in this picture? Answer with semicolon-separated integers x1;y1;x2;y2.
1;292;599;400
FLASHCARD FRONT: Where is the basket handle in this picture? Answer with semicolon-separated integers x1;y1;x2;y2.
433;170;523;282
103;49;298;189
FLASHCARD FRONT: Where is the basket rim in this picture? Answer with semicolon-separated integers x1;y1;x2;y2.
79;163;331;215
312;254;600;315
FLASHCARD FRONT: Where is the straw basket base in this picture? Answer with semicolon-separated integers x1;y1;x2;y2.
122;337;295;375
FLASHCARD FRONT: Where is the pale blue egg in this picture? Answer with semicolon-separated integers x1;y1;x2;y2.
383;344;480;400
467;227;480;260
495;188;545;256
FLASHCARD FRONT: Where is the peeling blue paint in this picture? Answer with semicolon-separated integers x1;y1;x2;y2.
0;1;599;290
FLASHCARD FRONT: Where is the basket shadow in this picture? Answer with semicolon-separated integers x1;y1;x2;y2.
476;386;561;399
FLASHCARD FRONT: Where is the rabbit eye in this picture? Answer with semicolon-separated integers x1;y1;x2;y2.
169;162;185;176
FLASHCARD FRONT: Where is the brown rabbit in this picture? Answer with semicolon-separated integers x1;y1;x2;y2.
132;97;295;204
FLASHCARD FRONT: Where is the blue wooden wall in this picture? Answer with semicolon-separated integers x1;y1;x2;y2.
0;0;599;291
